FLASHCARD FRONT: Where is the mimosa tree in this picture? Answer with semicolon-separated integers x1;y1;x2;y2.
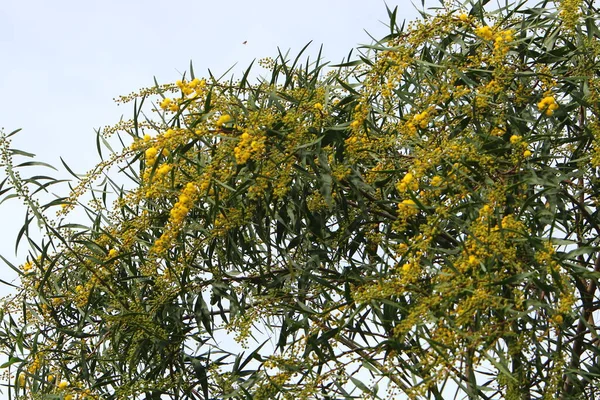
1;0;599;398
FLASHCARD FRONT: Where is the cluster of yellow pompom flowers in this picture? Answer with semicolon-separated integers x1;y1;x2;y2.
475;25;494;41
158;78;207;113
538;95;559;116
234;131;265;164
170;182;198;226
396;172;419;193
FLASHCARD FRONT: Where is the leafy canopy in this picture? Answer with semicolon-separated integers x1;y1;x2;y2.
1;0;600;398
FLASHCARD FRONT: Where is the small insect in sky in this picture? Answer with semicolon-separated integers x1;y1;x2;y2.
242;41;248;45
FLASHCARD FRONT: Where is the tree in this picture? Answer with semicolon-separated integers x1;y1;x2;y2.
1;0;599;398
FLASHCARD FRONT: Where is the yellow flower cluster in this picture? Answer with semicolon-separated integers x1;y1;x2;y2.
430;175;443;186
509;135;522;144
396;172;418;193
156;163;172;177
537;95;559;116
176;78;206;97
475;25;494;41
22;260;33;272
159;98;179;112
234;131;265;164
494;29;514;54
558;0;582;31
170;182;197;226
152;182;199;256
145;146;159;165
27;355;42;373
398;199;419;218
216;114;232;127
413;110;430;129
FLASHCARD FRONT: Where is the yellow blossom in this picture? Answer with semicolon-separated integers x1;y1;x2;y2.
468;255;479;266
159;98;172;110
216;114;232;127
145;147;158;161
523;150;532;158
430;176;443;186
401;199;416;207
475;25;494;41
189;78;205;88
510;135;522;144
537;95;559;116
156;164;173;177
413;111;429;128
58;380;69;389
397;172;419;192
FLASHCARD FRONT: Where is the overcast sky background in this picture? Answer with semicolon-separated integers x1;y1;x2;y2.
0;0;428;396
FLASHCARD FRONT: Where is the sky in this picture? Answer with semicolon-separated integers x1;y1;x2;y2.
0;0;428;397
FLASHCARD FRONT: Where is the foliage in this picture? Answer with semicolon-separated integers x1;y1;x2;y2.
1;0;600;398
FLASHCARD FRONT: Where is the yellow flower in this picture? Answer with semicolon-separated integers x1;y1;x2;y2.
401;199;416;207
216;114;232;127
494;29;514;46
397;172;419;193
145;147;158;161
58;380;69;389
430;176;443;186
475;25;494;41
537;95;559;116
164;128;175;138
47;374;55;382
314;103;323;110
65;395;74;400
413;111;429;128
189;78;205;88
159;98;172;110
108;249;118;258
510;135;522;144
523;150;532;158
459;13;469;22
156;164;173;176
